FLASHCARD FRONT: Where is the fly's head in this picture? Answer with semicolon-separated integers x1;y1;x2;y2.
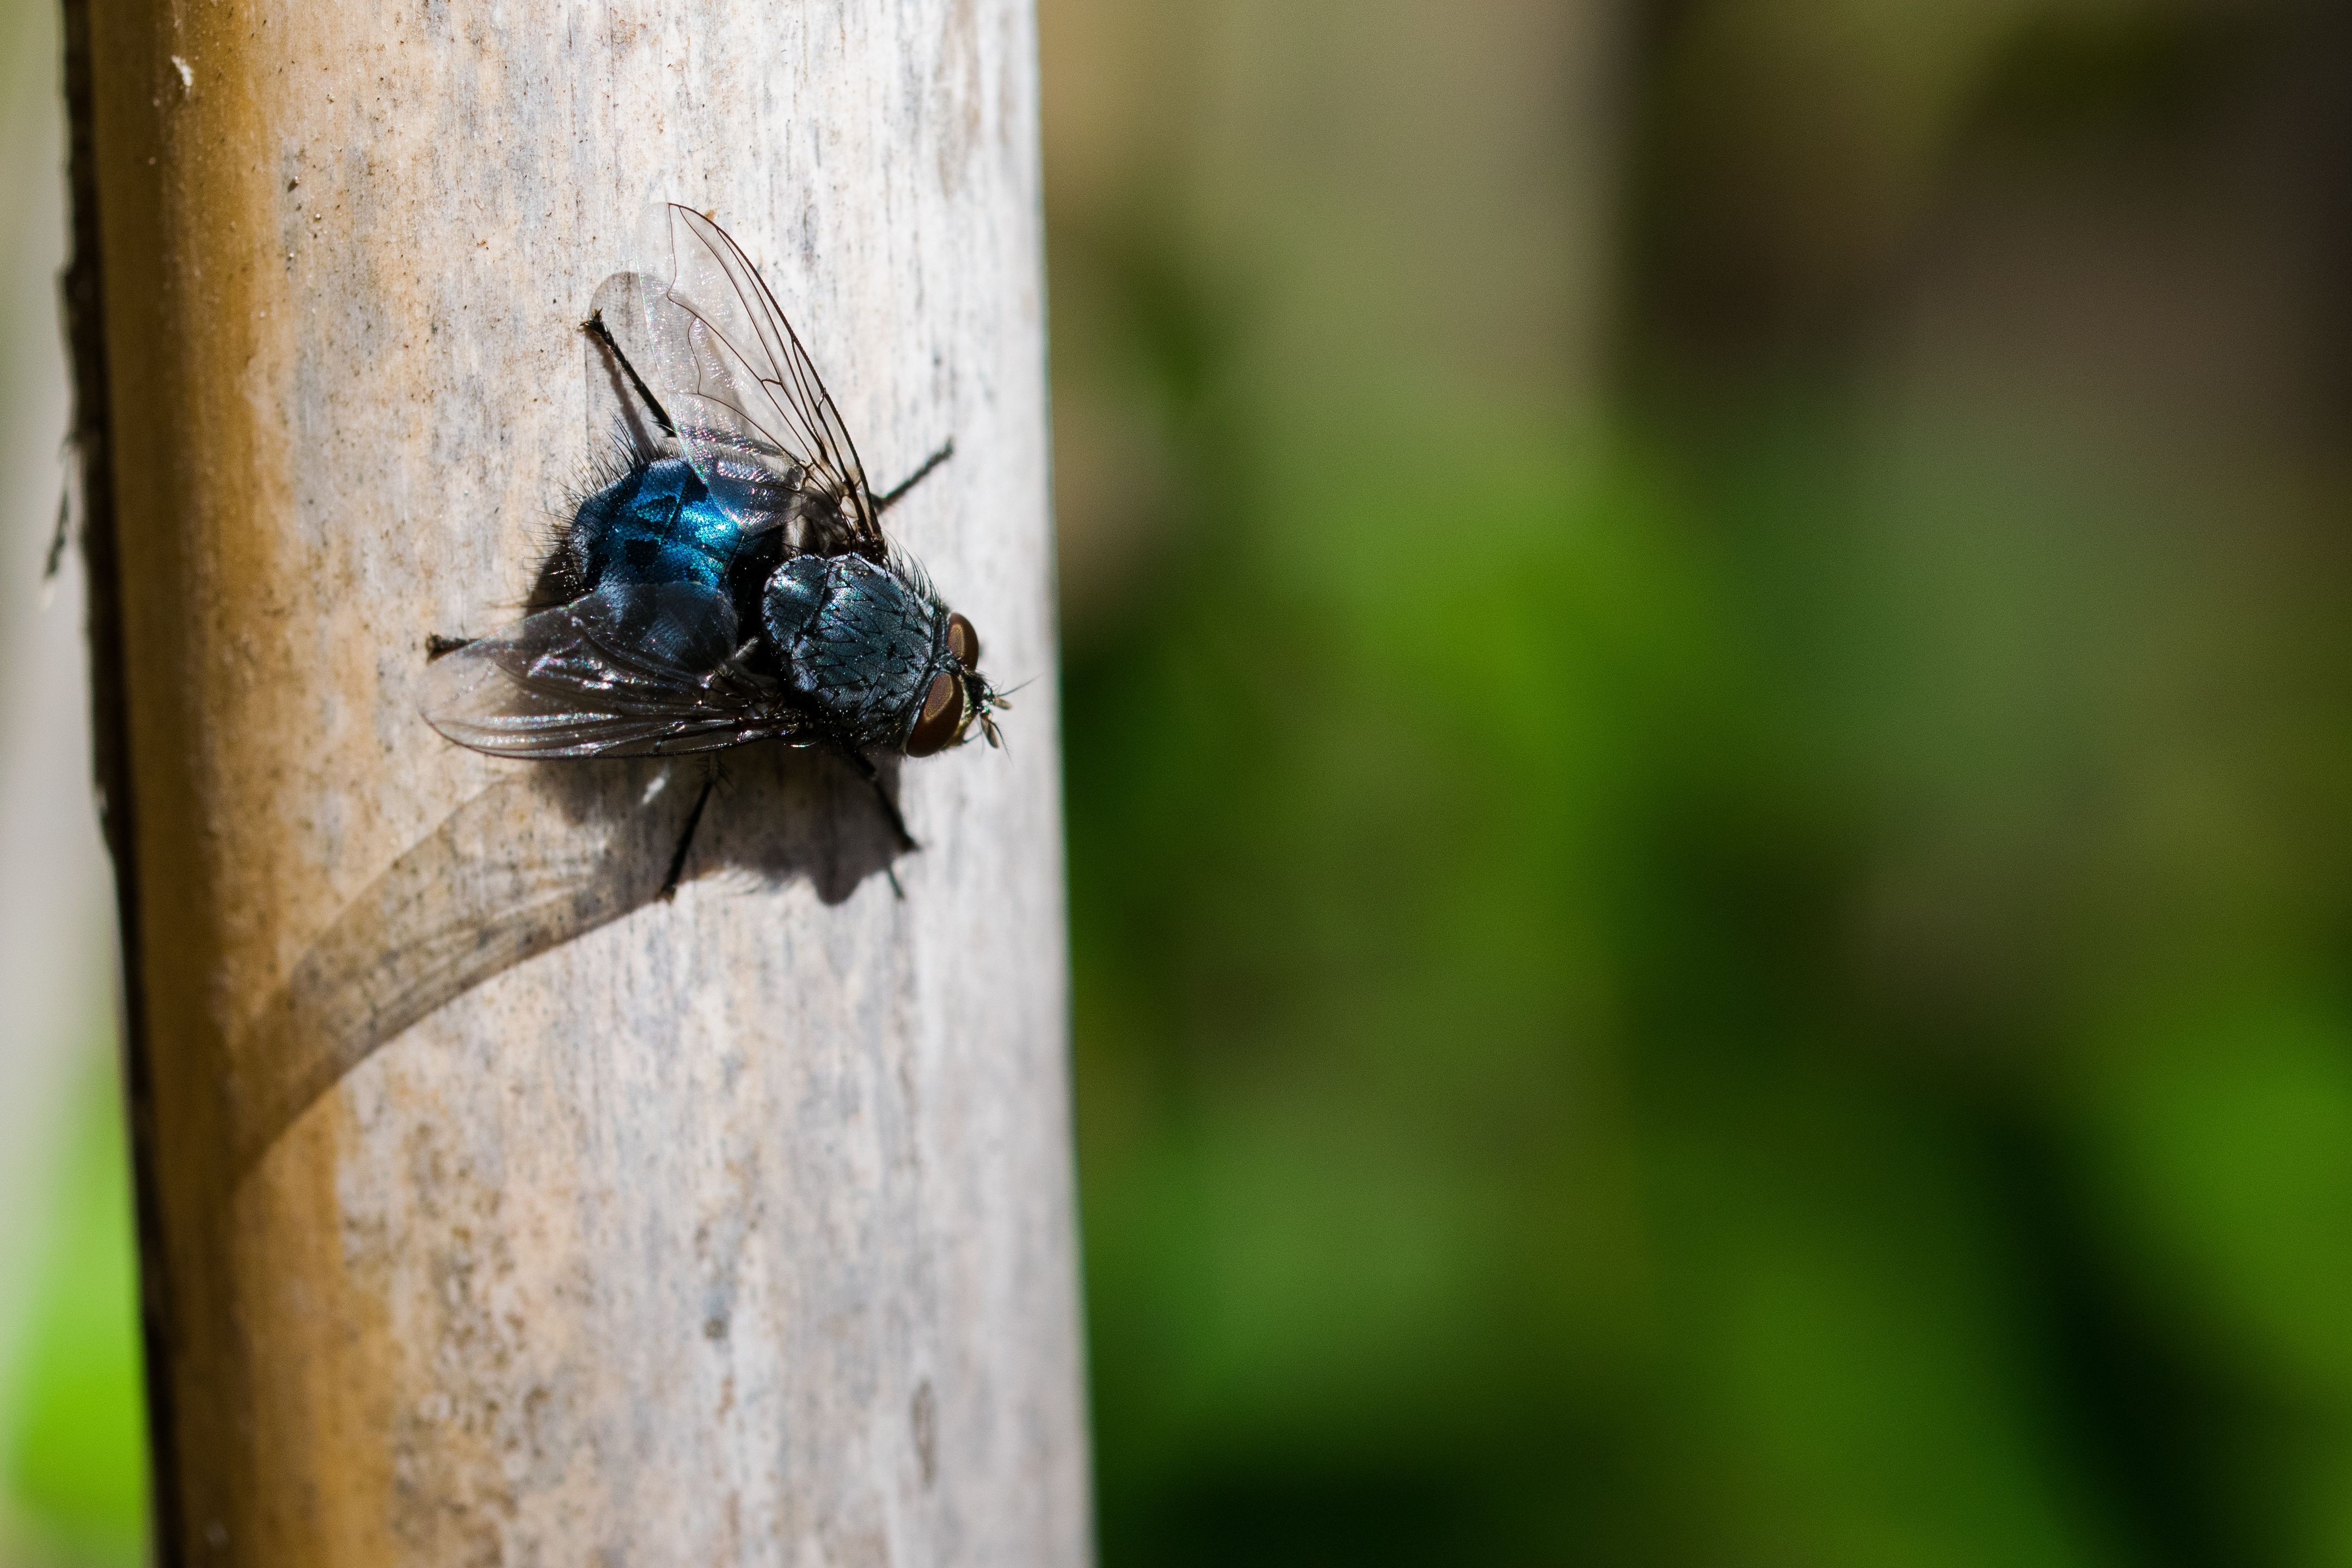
904;611;1009;756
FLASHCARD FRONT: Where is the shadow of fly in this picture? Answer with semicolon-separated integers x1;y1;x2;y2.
424;205;1006;898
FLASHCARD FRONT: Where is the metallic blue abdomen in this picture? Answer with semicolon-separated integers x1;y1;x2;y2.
569;458;746;593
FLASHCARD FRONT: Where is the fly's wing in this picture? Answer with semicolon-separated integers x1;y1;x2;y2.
634;205;887;560
423;583;801;758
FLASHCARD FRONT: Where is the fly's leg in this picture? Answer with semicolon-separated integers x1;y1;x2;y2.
658;759;720;903
829;743;918;854
875;439;954;513
583;309;678;439
42;489;68;585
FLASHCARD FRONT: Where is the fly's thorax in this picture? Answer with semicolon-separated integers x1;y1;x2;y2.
761;553;952;746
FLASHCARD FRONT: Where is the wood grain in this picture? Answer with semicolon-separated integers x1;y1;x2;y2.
71;1;1088;1561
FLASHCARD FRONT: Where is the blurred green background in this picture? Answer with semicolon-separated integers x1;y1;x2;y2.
9;0;2352;1563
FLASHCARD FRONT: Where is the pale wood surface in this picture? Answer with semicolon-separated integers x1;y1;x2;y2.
73;1;1088;1561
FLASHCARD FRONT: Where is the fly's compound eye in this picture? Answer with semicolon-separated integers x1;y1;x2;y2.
946;613;982;670
905;670;967;757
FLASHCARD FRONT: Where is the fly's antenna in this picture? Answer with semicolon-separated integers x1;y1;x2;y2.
967;675;1020;751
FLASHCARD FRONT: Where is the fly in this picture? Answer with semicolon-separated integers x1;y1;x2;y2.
424;206;1004;897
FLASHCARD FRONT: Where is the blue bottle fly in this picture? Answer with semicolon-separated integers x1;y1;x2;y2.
424;206;1003;895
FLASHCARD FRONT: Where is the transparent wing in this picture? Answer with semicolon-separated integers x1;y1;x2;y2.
423;583;804;758
583;268;672;466
634;205;886;559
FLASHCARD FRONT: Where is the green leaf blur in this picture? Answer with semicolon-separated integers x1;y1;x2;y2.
1046;0;2352;1563
3;1071;146;1568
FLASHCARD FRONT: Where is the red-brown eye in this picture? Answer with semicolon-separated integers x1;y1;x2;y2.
946;613;981;670
905;671;966;756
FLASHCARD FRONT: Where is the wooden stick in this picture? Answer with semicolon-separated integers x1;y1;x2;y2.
66;2;1088;1561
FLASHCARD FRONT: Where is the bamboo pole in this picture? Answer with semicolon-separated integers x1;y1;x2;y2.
64;2;1088;1562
